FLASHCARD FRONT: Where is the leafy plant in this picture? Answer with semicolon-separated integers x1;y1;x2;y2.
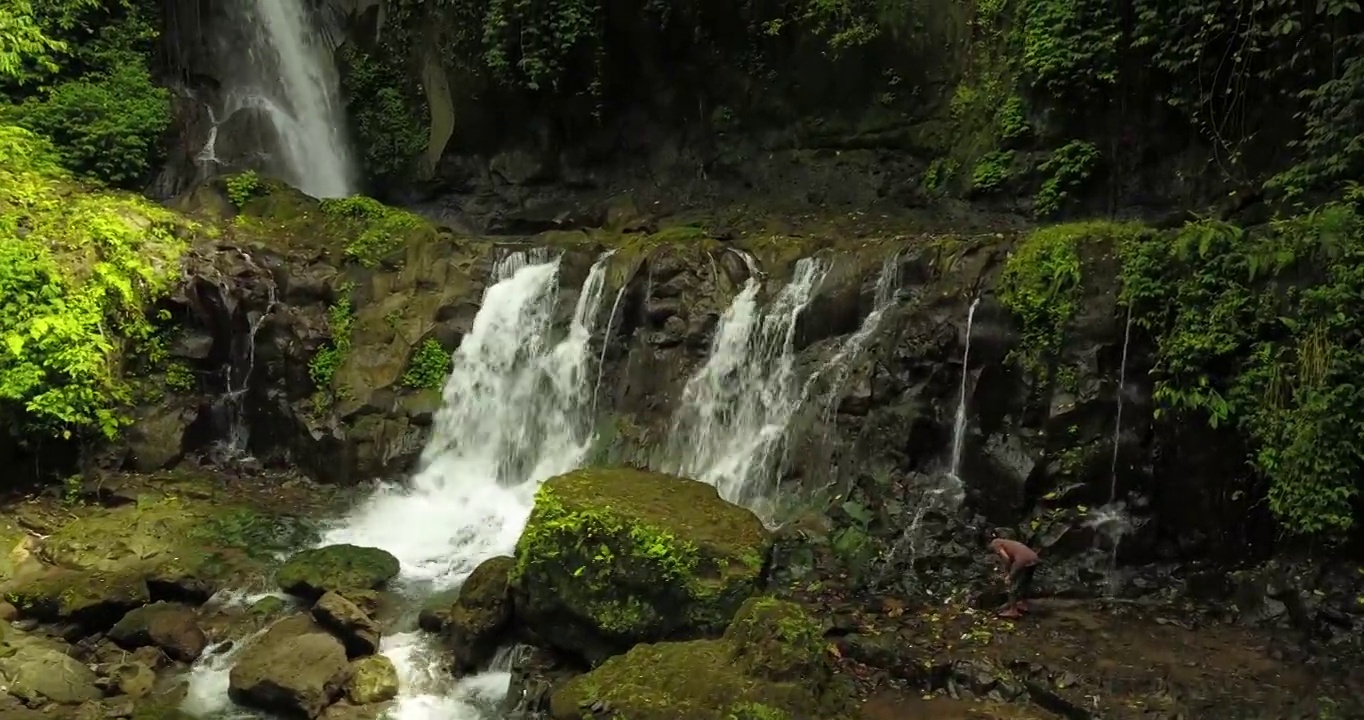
225;171;261;208
1033;140;1100;218
401;338;452;390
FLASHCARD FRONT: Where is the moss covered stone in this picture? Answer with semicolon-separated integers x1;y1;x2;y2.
511;468;772;664
276;544;401;601
548;597;851;720
1;493;305;624
446;555;513;672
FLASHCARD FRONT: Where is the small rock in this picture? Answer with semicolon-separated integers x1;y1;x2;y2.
0;601;17;622
417;587;462;633
109;601;208;662
345;655;399;705
110;661;157;697
131;645;170;670
313;591;381;658
276;544;401;602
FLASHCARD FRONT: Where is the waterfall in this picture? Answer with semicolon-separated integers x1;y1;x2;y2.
172;250;618;720
949;297;981;483
663;257;828;516
321;249;614;585
215;0;357;198
803;252;903;420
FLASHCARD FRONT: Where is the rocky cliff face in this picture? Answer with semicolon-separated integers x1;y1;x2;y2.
103;179;1334;597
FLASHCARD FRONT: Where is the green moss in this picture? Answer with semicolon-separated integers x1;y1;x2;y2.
512;468;772;663
0;125;192;441
998;221;1149;382
275;543;400;601
401;338;452;390
2;493;309;620
549;597;849;720
320;195;429;268
232;183;437;262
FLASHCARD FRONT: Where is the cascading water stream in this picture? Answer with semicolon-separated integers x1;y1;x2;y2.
802;252;903;421
663;257;828;516
216;0;357;198
182;249;616;719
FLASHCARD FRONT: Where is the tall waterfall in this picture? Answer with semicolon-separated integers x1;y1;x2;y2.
312;250;615;719
664;257;828;515
215;0;357;198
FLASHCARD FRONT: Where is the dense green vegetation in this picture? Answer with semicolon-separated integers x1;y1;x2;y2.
0;2;184;446
1002;203;1364;540
1;0;169;187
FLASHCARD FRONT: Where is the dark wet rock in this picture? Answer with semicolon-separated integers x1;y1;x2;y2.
511;468;772;664
109;601;208;662
229;614;352;719
445;555;513;673
502;644;579;719
276;544;401;601
417;586;462;633
312;591;381;658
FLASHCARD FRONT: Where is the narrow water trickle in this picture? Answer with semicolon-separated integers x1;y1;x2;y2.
1090;304;1136;596
1109;304;1133;503
948;297;982;487
663;257;828;516
877;297;981;581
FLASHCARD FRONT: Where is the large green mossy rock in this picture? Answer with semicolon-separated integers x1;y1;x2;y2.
276;544;401;601
549;597;854;720
510;468;772;664
2;494;308;625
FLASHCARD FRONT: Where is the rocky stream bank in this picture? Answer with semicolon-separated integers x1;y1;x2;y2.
2;177;1363;719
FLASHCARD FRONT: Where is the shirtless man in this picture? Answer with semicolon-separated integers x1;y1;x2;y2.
989;536;1040;618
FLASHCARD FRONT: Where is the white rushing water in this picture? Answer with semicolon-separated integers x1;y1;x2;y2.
315;249;614;718
664;257;828;515
224;0;357;198
803;252;903;420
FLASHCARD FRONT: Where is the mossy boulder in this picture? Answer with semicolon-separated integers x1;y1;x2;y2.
511;468;772;664
276;544;401;601
344;655;399;705
445;555;513;673
548;597;852;720
2;493;309;625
